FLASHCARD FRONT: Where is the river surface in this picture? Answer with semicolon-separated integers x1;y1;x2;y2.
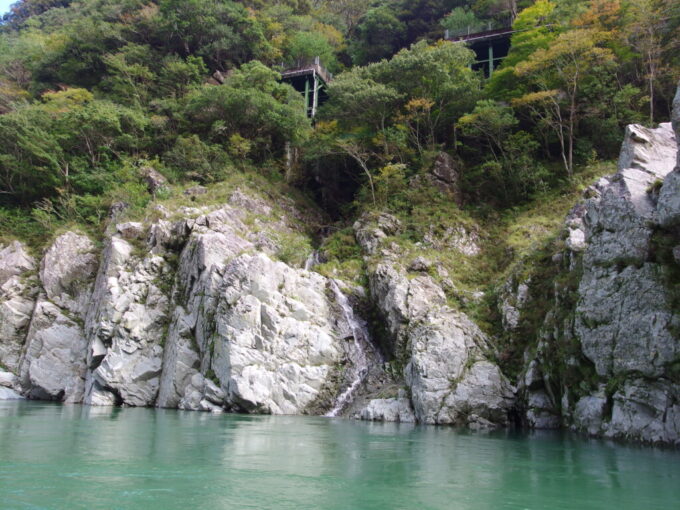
0;401;678;510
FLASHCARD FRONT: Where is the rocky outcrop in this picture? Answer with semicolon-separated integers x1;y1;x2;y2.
140;166;168;195
17;232;97;402
0;190;369;417
0;242;37;373
19;298;88;402
355;215;515;428
512;89;680;445
430;152;462;204
83;235;170;407
359;392;415;423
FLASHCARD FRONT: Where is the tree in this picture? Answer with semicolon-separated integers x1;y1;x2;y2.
369;40;480;148
485;0;559;100
323;70;403;140
349;5;406;65
285;30;338;71
317;0;371;35
458;99;518;163
514;29;616;176
181;61;310;161
441;7;484;37
627;0;667;124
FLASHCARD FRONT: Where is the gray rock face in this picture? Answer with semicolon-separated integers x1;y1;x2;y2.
658;86;680;227
405;310;514;426
356;210;515;428
657;168;680;227
353;213;401;255
423;225;481;256
430;152;462;203
0;271;37;373
513;86;680;445
155;200;359;415
605;379;680;444
84;236;171;407
575;264;678;378
359;397;415;423
498;279;530;332
212;253;344;414
573;392;607;436
140;166;168;195
0;192;367;414
14;233;98;402
0;386;24;400
19;298;88;402
0;370;18;388
574;120;679;387
40;232;97;314
0;242;38;372
0;241;35;287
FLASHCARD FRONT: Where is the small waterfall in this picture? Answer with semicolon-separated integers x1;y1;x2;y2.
326;280;371;418
304;250;322;271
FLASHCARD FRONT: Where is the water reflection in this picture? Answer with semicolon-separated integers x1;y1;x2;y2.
0;401;678;510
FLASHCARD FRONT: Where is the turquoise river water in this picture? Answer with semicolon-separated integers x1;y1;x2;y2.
0;401;678;509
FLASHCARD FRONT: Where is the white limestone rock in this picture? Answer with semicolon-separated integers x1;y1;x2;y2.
0;241;37;373
19;298;88;402
211;253;344;414
40;232;97;314
605;379;680;445
84;236;170;407
0;241;35;287
0;387;24;400
359;397;415;423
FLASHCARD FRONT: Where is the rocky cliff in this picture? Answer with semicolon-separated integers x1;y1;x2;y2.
0;192;382;415
1;88;679;446
507;85;680;445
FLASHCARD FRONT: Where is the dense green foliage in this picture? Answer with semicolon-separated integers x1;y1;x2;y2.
0;0;678;242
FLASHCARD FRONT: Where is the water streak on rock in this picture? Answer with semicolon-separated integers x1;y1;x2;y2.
326;280;371;417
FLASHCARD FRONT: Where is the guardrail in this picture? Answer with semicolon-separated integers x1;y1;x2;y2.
445;22;512;41
278;57;333;83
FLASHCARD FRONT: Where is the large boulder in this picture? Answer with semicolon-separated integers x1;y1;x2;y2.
405;310;514;426
359;395;415;423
